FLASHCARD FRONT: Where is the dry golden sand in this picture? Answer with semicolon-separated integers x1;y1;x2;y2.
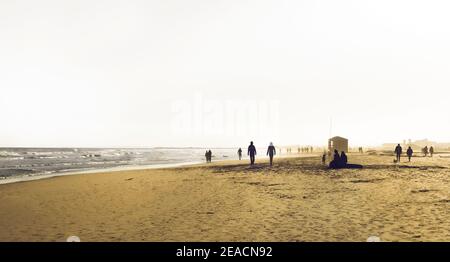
0;154;449;242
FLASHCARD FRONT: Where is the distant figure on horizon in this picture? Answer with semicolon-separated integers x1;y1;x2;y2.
267;142;276;166
205;150;209;163
248;141;257;165
423;146;429;157
237;148;242;160
207;150;212;163
322;153;326;164
407;146;413;162
430;146;434;157
395;144;402;162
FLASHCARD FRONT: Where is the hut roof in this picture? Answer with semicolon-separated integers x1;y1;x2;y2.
329;136;348;141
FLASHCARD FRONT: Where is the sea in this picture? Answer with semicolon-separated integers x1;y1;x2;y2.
0;147;240;184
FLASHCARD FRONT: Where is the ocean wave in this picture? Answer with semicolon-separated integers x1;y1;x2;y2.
0;147;239;182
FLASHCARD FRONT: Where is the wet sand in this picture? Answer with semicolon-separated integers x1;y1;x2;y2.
0;154;449;242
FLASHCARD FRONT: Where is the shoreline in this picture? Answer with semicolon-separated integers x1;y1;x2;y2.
0;160;204;185
0;153;313;186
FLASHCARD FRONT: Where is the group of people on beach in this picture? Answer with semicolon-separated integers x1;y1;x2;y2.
204;142;439;169
208;141;361;168
205;141;277;166
394;144;435;163
328;150;348;169
298;147;313;153
272;146;314;155
422;146;434;157
204;150;212;163
245;141;277;166
204;141;369;169
206;142;278;166
326;150;363;169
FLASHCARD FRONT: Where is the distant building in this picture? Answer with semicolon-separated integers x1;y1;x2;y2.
328;136;349;153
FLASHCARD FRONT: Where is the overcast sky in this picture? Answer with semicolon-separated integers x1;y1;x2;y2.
1;0;450;148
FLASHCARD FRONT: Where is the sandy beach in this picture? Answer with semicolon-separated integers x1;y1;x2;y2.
0;154;449;242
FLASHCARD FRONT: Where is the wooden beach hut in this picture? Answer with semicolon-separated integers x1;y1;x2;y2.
328;136;349;153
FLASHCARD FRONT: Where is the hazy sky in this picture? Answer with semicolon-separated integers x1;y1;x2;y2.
1;0;450;148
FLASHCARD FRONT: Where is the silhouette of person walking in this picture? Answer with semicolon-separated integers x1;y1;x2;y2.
267;142;276;166
205;150;209;163
423;146;429;157
248;141;257;165
395;144;402;162
208;150;212;162
430;146;434;157
237;148;242;160
407;146;413;162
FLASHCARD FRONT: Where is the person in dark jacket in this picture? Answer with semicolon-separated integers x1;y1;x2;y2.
329;150;363;169
407;146;413;162
248;141;257;165
329;150;341;169
340;151;348;165
423;146;428;157
266;142;276;166
395;144;402;162
430;146;434;157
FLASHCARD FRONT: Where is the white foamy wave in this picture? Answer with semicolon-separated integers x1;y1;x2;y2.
0;147;239;184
